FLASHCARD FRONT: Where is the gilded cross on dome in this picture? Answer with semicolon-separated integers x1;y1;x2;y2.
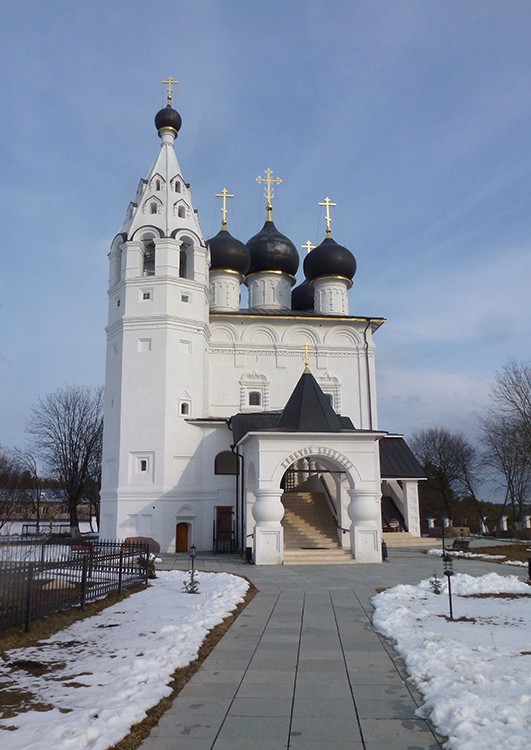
161;76;178;105
301;240;316;254
256;168;282;221
319;196;337;236
215;187;234;228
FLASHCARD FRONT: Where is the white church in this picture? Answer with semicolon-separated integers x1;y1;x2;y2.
99;90;424;564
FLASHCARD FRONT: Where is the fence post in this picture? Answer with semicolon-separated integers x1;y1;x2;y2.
145;545;150;586
118;546;124;593
25;563;35;632
80;556;88;611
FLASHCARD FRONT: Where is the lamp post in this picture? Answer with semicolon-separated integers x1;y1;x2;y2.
443;553;454;620
184;543;199;594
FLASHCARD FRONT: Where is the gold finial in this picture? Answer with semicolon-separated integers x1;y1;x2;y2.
319;196;337;237
162;76;178;105
303;342;311;371
215;187;234;228
301;240;315;254
256;168;282;221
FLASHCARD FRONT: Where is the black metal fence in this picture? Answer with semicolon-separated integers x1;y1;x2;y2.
0;539;150;631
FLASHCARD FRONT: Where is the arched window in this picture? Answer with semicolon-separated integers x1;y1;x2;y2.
249;391;261;406
178;205;186;218
142;241;155;276
179;237;194;280
150;203;158;215
180;402;190;416
174;181;181;193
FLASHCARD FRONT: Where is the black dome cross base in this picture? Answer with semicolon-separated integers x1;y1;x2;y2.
303;237;357;283
207;229;250;275
246;220;300;277
155;104;182;134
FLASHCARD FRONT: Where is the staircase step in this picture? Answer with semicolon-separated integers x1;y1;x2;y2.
382;532;433;548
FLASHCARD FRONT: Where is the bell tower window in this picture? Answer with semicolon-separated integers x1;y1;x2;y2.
143;241;155;276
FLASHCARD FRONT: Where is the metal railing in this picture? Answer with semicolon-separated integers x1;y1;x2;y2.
0;539;149;631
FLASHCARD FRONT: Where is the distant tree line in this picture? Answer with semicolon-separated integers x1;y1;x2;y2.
410;360;531;534
1;385;103;536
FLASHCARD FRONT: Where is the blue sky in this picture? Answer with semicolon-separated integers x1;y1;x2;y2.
1;1;530;486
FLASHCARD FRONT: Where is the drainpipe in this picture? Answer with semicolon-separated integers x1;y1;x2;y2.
228;419;245;554
363;319;373;430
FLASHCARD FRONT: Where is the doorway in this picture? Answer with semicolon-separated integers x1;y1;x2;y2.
175;522;189;553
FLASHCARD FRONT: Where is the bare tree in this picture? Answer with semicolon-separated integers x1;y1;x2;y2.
479;414;531;529
410;427;482;524
0;446;30;531
490;360;531;451
477;360;531;531
26;385;104;537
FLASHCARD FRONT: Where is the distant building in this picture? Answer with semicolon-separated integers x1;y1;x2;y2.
100;93;424;563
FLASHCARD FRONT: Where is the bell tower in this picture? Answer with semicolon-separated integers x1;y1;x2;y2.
100;82;210;544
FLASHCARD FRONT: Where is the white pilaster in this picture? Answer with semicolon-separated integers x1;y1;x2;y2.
402;480;421;537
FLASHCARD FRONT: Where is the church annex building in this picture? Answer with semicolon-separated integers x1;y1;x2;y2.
99;90;424;564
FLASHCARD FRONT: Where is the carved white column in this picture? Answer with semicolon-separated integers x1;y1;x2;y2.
209;270;242;312
247;272;293;310
252;489;284;564
347;489;381;563
402;480;421;537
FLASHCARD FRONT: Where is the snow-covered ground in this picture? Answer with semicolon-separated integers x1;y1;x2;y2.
372;572;531;750
0;571;249;750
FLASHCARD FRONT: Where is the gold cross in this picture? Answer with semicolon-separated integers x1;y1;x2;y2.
301;240;315;254
319;196;337;236
302;343;311;371
215;187;234;228
162;76;178;105
256;168;282;220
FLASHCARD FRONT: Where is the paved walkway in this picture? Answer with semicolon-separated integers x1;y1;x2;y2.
138;548;513;750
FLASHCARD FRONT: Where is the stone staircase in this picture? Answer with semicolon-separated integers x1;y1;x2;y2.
282;491;354;564
382;531;434;548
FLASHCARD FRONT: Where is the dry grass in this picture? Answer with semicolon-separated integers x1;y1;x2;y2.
470;544;531;564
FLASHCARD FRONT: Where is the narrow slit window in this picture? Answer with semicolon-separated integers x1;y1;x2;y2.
139;459;148;472
150;203;158;214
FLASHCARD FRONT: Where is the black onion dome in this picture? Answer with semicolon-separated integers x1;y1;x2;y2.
291;280;314;311
154;104;182;133
246;220;299;276
207;229;250;275
303;237;357;283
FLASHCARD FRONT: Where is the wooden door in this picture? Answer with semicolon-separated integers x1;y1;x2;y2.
175;522;189;552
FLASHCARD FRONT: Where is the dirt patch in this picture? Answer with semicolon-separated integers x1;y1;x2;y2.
439;615;477;623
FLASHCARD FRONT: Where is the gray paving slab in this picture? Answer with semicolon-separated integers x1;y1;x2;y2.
137;547;515;749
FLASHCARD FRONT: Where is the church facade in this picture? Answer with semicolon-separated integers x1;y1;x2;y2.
99;94;423;564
